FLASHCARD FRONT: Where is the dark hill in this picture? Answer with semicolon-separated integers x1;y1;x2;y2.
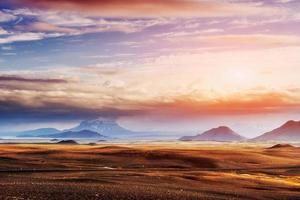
267;144;296;149
57;140;78;145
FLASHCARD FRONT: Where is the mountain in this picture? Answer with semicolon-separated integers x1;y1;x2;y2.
39;130;107;139
17;128;61;137
57;140;78;145
267;144;296;149
252;120;300;141
180;126;245;142
66;118;137;138
15;118;142;139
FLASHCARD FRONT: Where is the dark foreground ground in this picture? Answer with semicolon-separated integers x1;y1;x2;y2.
0;143;300;200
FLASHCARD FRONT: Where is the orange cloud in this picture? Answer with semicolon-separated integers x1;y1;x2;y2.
140;91;300;117
10;0;280;18
0;77;299;121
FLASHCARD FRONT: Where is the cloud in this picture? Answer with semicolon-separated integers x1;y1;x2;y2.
139;91;300;117
1;46;14;50
0;85;299;122
25;22;76;33
0;29;70;44
24;9;98;27
1;52;17;56
197;34;300;46
229;14;300;29
0;74;70;92
0;11;17;22
10;0;281;18
0;28;9;35
166;34;300;47
155;29;224;38
0;93;145;121
1;44;300;122
0;32;45;44
276;0;295;3
9;8;169;36
0;75;68;84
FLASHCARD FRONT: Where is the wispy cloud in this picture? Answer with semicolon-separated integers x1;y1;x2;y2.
0;96;140;121
0;28;9;35
0;83;299;121
0;10;17;22
0;0;299;131
2;44;300;118
139;91;300;117
0;32;46;44
0;75;68;84
24;22;77;33
165;34;300;48
276;0;295;3
1;46;14;50
3;8;171;42
10;0;282;18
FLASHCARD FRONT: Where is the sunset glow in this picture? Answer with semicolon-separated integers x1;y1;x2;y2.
0;0;300;137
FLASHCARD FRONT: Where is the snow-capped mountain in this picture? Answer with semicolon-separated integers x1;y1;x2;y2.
66;117;136;137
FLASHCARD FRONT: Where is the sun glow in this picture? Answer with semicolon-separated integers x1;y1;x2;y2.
223;67;257;88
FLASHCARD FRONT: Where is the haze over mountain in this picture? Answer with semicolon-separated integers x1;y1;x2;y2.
39;130;107;139
252;120;300;141
66;118;137;138
180;126;245;142
15;118;140;139
14;119;300;141
17;128;61;137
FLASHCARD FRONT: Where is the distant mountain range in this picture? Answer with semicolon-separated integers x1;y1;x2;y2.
15;119;300;142
180;120;300;142
180;126;245;142
16;118;142;139
252;120;300;141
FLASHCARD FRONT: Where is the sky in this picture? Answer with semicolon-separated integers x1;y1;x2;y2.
0;0;300;137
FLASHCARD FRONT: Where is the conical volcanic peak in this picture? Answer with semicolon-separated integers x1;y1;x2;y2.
253;120;300;141
180;126;245;142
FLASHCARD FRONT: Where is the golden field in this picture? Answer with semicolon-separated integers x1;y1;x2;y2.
0;143;299;200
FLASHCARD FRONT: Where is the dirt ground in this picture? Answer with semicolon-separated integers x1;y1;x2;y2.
0;143;299;200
